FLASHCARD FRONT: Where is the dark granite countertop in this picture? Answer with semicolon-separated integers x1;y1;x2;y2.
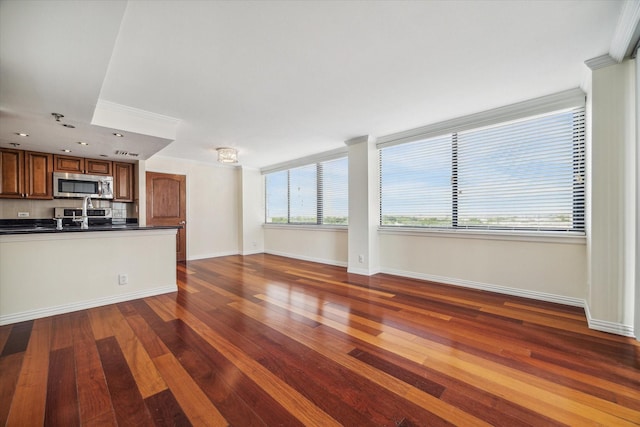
0;223;180;235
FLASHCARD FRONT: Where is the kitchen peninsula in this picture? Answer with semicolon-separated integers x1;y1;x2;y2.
0;226;179;325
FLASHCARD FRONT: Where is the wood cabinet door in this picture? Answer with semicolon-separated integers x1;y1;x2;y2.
25;151;53;199
86;159;112;175
54;155;84;173
0;148;24;198
113;162;134;201
146;172;186;262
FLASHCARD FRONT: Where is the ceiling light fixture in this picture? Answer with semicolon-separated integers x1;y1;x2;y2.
77;141;88;146
61;149;72;153
216;147;238;164
9;143;20;147
62;123;75;128
15;132;29;137
113;132;124;137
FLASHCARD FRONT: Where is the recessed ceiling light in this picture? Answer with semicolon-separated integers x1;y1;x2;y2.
61;149;72;153
62;123;75;128
15;132;29;137
9;143;20;147
113;132;124;137
77;141;89;146
99;154;109;158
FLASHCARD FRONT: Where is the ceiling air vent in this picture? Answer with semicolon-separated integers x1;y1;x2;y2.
114;150;139;157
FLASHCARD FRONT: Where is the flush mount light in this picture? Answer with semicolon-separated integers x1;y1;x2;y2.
113;132;124;137
216;147;238;164
77;141;89;146
62;123;75;128
15;132;29;137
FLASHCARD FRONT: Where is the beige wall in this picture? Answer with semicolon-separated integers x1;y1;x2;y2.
144;155;241;260
0;229;177;325
380;232;586;304
264;226;348;266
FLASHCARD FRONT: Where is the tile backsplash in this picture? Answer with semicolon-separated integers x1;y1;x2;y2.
0;199;137;220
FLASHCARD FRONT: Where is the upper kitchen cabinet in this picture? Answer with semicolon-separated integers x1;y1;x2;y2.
0;149;53;199
0;148;24;198
54;154;112;175
113;162;134;202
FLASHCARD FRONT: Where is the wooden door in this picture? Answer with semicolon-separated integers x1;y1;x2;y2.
54;154;84;173
85;159;112;175
146;172;186;261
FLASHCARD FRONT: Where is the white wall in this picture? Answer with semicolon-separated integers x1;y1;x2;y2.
588;59;636;335
264;226;348;266
380;232;586;304
145;155;240;260
239;167;265;255
0;229;177;325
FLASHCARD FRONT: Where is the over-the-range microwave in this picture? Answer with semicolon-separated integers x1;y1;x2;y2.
53;172;114;199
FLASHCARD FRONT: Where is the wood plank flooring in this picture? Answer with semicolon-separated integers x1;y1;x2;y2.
1;253;639;426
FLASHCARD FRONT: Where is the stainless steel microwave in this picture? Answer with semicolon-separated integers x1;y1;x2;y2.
53;172;114;199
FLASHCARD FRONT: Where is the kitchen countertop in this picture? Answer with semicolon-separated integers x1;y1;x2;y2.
0;224;181;235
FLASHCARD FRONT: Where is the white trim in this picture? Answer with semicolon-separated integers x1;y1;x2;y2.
0;285;177;326
347;266;382;276
609;0;640;62
261;147;348;174
265;249;347;267
264;223;348;232
378;227;586;245
188;250;240;261
584;54;618;70
584;304;635;337
380;267;585;307
376;88;586;149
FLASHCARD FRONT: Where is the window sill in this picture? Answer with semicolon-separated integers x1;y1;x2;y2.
263;223;348;232
378;226;586;245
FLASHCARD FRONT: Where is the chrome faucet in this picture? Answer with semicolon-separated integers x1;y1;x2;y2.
80;195;93;229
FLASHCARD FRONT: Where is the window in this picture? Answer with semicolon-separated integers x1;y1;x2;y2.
380;107;585;232
265;156;348;225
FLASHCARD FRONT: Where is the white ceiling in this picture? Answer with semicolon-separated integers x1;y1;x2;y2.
0;0;625;168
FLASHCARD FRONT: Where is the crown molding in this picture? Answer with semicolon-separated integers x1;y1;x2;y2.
609;0;640;62
584;54;618;70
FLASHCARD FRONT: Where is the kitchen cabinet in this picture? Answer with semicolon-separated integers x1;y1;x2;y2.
113;162;134;202
54;154;112;175
0;148;53;199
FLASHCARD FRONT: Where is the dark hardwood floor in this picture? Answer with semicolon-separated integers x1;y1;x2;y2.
1;254;639;426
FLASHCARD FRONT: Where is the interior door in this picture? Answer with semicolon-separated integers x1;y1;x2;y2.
146;172;187;262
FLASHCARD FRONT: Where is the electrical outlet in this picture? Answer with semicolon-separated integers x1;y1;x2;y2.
358;254;364;263
118;273;128;286
17;212;29;218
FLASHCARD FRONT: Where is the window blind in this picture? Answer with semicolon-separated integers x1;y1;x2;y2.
265;156;348;225
379;107;585;232
319;157;349;225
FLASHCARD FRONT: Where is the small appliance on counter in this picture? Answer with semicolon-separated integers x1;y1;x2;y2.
54;207;113;227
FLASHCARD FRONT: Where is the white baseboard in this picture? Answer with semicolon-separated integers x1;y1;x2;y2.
265;250;347;267
188;250;240;261
584;304;635;337
381;267;585;307
347;266;382;276
0;285;177;326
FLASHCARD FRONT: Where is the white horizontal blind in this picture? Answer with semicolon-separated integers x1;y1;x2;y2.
320;157;349;225
380;135;452;227
265;170;288;223
265;157;348;225
379;107;585;232
456;108;585;231
289;164;317;224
